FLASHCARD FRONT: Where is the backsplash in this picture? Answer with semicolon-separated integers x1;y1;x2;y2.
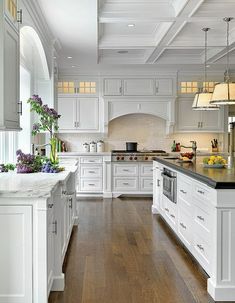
57;114;224;153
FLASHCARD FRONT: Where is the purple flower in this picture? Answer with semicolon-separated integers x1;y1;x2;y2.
32;123;40;132
16;149;23;156
31;95;42;106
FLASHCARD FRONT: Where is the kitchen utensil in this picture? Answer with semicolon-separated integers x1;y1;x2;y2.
126;142;138;152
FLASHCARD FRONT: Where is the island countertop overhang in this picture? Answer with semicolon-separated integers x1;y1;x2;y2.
153;156;235;189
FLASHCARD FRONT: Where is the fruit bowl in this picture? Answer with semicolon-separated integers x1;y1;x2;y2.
179;152;194;162
203;156;226;168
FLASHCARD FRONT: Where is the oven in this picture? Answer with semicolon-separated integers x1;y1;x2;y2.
161;168;177;203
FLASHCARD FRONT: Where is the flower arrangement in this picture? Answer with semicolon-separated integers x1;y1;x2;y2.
28;95;61;164
16;149;44;173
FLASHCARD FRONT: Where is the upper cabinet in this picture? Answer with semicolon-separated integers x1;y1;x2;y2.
176;98;225;133
58;97;99;132
0;0;21;130
103;78;173;97
58;80;98;96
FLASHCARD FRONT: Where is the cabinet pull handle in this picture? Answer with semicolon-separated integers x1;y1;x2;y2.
165;208;169;212
69;197;73;208
197;244;204;251
180;189;186;194
198;122;200;128
180;222;186;229
74;121;76;128
123;169;129;172
157;179;160;187
17;9;23;23
123;182;129;185
88;160;95;162
197;190;205;195
18;101;22;115
89;171;95;173
88;183;95;186
119;87;122;94
170;214;175;218
52;220;57;235
156;86;159;93
201;122;203;128
197;215;205;221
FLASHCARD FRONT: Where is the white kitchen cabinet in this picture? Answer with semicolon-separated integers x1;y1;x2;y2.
176;98;224;132
0;205;33;303
104;78;122;96
47;201;55;293
58;97;99;132
123;79;155;96
152;162;163;214
0;8;20;130
156;79;173;96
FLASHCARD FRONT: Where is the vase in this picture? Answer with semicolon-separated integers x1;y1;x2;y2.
50;137;58;164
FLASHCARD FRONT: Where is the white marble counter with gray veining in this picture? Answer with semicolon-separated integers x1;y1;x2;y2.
0;165;78;199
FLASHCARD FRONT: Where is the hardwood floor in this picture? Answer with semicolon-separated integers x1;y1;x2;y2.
49;198;218;303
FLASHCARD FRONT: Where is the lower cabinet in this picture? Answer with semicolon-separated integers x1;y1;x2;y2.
112;162;153;196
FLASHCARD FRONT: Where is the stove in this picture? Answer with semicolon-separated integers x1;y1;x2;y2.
111;150;168;162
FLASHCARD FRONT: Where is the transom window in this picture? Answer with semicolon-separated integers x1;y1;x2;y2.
180;82;198;94
202;82;218;93
79;81;96;94
58;81;75;94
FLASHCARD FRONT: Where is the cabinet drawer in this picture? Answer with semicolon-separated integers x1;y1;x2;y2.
140;164;153;176
80;157;103;164
178;207;192;248
178;177;192;201
140;177;153;191
113;164;138;176
80;179;103;192
80;165;102;178
164;197;177;228
113;178;138;191
193;233;211;274
193;182;212;202
178;196;191;214
194;205;211;236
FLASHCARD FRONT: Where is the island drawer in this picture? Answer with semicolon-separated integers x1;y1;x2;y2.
178;175;192;202
193;182;213;203
193;233;211;275
194;204;211;236
80;156;103;164
178;206;192;249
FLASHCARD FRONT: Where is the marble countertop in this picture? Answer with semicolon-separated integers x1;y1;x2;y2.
154;156;235;189
58;152;111;157
0;165;77;198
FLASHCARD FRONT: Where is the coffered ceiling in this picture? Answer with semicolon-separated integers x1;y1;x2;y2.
37;0;235;70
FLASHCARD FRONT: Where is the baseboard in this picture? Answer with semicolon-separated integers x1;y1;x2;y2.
52;273;65;291
152;205;159;214
208;278;235;301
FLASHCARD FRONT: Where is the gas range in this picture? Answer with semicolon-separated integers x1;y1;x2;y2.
111;150;168;162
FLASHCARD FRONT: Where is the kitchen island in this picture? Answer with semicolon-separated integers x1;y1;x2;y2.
0;166;78;303
153;156;235;302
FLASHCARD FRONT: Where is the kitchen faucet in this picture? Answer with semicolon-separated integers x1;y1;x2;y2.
181;141;197;155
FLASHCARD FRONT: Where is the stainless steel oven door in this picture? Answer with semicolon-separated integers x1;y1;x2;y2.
161;173;177;203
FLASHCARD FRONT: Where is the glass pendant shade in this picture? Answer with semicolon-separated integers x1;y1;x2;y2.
192;92;219;110
210;82;235;105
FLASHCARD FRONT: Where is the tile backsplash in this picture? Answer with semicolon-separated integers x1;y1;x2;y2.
57;114;223;152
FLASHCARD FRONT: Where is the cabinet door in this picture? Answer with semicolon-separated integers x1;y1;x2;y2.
123;79;154;96
104;79;122;96
201;110;223;131
78;98;99;130
0;206;32;303
4;20;20;129
156;79;173;96
47;206;55;292
177;99;201;131
58;97;77;130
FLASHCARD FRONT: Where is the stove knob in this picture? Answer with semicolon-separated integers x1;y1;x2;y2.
129;156;133;160
134;157;137;160
121;157;125;160
145;156;148;160
116;156;120;160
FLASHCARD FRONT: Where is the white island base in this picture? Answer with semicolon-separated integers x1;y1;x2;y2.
0;168;78;303
153;160;235;302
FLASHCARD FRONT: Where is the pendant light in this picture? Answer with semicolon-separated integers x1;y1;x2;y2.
192;28;219;110
210;17;235;105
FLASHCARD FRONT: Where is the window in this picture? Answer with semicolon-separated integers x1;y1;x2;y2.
180;82;198;93
203;82;218;93
58;81;75;94
78;81;96;94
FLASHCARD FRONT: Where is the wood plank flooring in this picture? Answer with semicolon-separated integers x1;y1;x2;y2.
49;198;219;303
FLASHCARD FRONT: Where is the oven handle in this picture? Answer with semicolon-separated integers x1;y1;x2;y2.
161;173;176;181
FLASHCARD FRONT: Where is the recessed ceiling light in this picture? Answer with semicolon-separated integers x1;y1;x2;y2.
67;56;72;59
53;56;56;59
118;50;128;54
72;65;76;68
128;24;135;27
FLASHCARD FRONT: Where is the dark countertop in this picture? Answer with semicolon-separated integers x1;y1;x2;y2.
153;156;235;189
